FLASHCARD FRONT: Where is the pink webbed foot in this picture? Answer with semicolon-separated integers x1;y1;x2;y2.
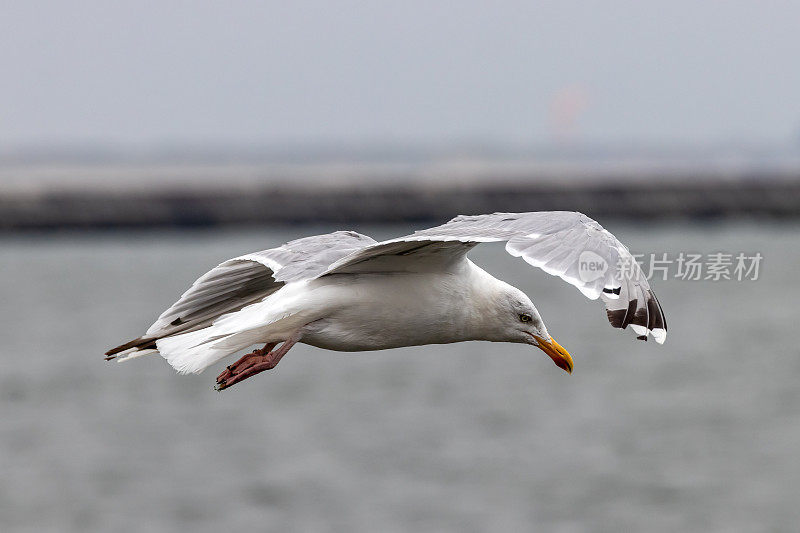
214;335;298;391
215;342;276;388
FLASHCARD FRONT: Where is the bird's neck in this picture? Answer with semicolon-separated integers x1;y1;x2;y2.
456;261;518;342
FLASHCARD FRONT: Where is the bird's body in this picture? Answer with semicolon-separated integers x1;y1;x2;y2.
301;261;529;352
106;211;666;390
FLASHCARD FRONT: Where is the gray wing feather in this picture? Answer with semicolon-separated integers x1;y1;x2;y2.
234;230;378;283
324;212;666;343
145;260;282;338
144;231;376;338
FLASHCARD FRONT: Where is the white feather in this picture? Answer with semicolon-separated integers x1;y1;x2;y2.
116;348;158;363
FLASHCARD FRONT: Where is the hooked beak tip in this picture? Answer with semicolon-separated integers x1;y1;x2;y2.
533;335;574;374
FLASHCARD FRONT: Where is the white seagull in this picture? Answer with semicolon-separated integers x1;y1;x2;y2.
106;212;666;390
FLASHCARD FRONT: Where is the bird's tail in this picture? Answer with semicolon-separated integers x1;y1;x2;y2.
105;327;242;374
154;327;239;374
105;336;158;362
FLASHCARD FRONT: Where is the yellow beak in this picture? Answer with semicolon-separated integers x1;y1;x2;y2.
533;335;574;374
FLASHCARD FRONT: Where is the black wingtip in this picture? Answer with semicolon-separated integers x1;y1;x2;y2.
105;337;156;357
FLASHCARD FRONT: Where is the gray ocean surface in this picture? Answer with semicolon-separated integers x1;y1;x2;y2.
1;222;798;532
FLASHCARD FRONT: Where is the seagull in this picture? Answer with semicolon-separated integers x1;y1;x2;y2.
105;212;666;390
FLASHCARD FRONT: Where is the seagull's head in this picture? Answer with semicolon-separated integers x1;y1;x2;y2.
493;284;574;374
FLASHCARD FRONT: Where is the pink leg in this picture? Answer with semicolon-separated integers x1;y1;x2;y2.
215;335;299;391
216;342;277;385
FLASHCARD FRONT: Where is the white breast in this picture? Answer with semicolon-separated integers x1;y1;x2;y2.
298;262;504;352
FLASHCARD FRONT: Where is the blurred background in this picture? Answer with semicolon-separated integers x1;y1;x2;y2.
1;1;799;531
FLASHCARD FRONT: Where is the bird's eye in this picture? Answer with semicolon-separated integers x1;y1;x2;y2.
519;313;532;323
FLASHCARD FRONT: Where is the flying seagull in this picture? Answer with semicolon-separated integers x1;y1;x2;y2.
106;212;666;390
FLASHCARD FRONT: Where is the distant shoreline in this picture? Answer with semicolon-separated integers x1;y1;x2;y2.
1;160;799;229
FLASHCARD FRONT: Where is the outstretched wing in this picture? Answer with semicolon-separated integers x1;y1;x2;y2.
324;212;666;343
105;231;377;357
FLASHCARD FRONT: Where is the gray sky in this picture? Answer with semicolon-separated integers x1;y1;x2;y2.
1;0;799;147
